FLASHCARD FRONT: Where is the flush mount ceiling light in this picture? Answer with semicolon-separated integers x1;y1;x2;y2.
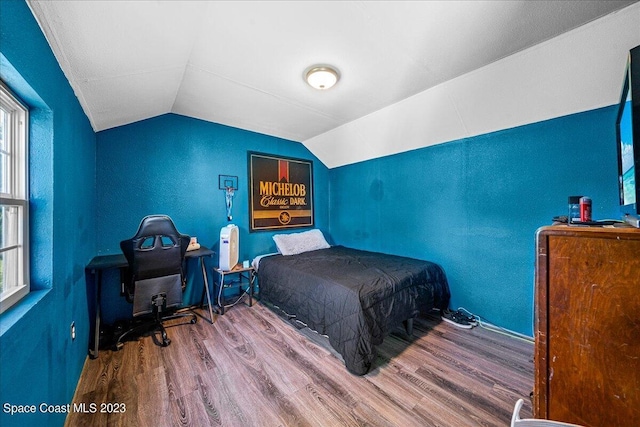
305;65;340;90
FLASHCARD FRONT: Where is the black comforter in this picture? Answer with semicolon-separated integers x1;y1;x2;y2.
257;246;450;375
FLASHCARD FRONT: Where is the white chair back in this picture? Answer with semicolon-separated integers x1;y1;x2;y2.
511;399;584;427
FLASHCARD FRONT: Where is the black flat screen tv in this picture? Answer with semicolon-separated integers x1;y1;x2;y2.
616;45;640;227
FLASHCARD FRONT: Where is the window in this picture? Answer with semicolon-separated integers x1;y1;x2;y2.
0;81;29;314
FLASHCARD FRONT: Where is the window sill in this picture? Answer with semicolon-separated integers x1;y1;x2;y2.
0;289;51;336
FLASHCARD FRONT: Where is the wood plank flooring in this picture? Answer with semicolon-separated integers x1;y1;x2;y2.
66;302;534;427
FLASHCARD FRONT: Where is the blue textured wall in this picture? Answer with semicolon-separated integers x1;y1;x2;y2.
329;107;619;336
95;114;330;322
0;1;96;426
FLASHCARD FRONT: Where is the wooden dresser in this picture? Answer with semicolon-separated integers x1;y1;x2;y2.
534;225;640;426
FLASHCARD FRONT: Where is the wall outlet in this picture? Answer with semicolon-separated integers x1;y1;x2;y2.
70;321;76;341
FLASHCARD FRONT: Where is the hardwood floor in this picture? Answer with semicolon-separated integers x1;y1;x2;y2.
66;302;533;427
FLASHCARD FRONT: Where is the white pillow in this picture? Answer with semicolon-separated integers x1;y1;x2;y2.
272;229;330;256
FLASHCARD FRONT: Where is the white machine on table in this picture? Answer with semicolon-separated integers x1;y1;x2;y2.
218;224;239;271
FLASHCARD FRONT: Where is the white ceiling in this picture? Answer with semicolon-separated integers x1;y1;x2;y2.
28;1;638;161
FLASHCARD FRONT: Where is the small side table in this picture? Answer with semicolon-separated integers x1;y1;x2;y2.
214;264;255;315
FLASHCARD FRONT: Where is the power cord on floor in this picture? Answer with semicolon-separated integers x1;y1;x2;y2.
218;279;252;310
457;307;534;343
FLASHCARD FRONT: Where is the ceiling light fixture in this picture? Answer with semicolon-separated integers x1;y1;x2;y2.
305;65;340;90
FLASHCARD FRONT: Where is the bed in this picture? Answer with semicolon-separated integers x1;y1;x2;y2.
255;232;450;375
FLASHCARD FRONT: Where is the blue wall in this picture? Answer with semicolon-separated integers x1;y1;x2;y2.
95;114;330;322
330;107;620;336
0;1;97;426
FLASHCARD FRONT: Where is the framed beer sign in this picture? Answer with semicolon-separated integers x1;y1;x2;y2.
248;152;314;231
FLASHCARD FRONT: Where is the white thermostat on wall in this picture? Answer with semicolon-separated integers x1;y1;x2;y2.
219;224;239;271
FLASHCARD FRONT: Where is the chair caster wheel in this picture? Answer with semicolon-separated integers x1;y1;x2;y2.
162;338;171;347
191;317;197;324
115;342;124;351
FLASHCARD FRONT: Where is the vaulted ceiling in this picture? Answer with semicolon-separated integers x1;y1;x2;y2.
27;0;638;166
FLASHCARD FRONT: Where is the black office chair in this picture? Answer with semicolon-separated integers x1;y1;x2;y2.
116;215;197;349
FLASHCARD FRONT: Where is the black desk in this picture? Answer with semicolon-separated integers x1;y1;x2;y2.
85;246;215;359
